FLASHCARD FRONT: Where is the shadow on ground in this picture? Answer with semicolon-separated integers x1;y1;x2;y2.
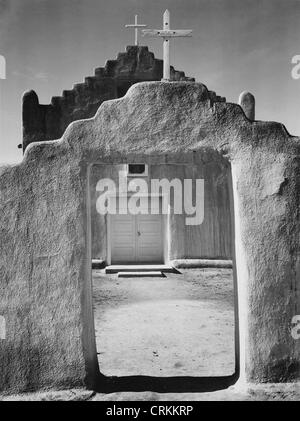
94;372;238;394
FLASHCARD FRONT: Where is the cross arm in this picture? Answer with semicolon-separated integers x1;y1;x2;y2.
142;29;192;38
125;24;147;28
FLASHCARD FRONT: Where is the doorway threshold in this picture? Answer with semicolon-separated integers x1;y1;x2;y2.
105;264;176;274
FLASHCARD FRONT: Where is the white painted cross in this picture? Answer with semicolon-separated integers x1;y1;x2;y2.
142;10;192;81
125;15;147;46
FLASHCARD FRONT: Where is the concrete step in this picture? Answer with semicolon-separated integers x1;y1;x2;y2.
105;264;175;274
171;259;233;269
117;271;164;278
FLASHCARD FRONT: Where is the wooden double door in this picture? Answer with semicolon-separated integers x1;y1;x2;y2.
110;210;164;264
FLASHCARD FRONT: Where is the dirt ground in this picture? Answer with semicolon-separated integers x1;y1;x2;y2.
2;383;300;401
2;269;300;400
92;268;235;377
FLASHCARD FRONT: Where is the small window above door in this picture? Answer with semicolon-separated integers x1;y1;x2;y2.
126;164;148;177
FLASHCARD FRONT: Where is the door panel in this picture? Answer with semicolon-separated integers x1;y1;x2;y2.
111;214;136;263
137;214;163;263
110;198;164;264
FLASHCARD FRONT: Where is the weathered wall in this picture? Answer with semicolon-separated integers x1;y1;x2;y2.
0;150;94;392
232;146;300;382
0;82;299;393
22;46;200;151
90;160;232;261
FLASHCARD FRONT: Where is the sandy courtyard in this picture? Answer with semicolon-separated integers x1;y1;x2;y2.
92;268;235;378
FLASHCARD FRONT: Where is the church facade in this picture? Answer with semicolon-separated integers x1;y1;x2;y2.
21;46;196;151
90;157;232;264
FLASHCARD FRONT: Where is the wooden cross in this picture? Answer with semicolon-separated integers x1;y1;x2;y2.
142;10;192;81
125;15;147;46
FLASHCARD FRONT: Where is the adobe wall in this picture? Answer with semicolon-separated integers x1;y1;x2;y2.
90;161;232;261
0;82;299;392
22;46;199;151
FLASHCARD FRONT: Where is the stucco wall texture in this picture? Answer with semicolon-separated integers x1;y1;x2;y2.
0;82;299;393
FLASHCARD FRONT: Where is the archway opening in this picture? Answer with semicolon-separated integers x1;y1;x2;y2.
88;153;239;392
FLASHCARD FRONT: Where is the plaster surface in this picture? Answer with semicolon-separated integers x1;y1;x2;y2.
0;81;299;393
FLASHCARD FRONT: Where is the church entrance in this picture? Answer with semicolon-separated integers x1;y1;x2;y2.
89;153;238;391
110;212;164;264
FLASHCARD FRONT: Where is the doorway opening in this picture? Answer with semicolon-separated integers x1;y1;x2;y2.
89;158;239;392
